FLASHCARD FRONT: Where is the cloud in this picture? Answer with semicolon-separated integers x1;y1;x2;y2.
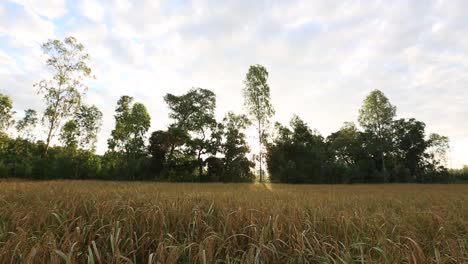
79;0;105;22
8;0;66;19
0;0;467;167
0;2;56;43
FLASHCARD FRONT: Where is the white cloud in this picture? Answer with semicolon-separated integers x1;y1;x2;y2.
0;2;56;44
79;0;105;22
8;0;66;19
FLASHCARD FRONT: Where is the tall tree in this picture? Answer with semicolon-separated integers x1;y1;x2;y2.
164;88;220;180
0;93;14;132
16;109;38;140
221;112;254;182
243;64;275;182
358;89;396;180
35;36;93;155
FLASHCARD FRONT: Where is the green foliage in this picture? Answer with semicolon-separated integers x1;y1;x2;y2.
74;105;103;151
267;115;331;183
220;112;254;182
60;120;79;149
108;96;150;156
390;118;428;182
16;109;38;139
449;165;468;182
0;93;14;132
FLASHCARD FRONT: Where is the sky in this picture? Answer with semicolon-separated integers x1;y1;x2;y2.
0;0;467;168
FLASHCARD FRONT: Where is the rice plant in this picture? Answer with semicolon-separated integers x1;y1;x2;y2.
0;181;466;263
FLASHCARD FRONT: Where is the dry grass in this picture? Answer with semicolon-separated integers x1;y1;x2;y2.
0;181;466;263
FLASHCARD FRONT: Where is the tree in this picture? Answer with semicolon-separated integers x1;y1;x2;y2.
148;130;171;178
164;88;216;131
61;105;102;151
267;115;328;183
358;89;396;180
108;96;151;156
59;105;102;178
148;126;192;180
327;122;363;167
426;133;450;167
0;93;14;132
391;118;427;182
221;112;254;182
73;105;103;151
327;123;377;183
243;64;275;182
16;109;38;140
164;88;220;181
107;96;151;180
60;120;79;150
35;36;93;155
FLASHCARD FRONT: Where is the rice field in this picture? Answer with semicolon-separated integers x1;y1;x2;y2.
0;181;466;263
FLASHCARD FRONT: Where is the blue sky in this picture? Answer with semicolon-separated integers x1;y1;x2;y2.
0;0;467;168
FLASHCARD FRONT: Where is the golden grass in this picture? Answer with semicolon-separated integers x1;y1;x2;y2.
0;181;466;263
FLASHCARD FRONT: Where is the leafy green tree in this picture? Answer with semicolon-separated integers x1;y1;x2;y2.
0;93;14;132
16;109;38;140
163;126;190;167
391;118;427;182
108;96;151;156
60;105;102;151
35;36;93;154
59;105;102;178
267;115;328;183
107;96;151;180
148;130;171;178
358;89;396;181
327;123;383;183
148;126;192;180
221;112;254;182
164;88;220;181
426;133;450;168
419;133;451;182
327;122;363;167
243;65;275;182
60;120;79;150
449;165;468;182
74;105;103;151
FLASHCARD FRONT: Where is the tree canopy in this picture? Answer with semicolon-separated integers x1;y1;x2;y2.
0;37;460;183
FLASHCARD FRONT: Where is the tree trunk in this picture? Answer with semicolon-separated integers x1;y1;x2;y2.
198;150;203;182
44;126;53;156
74;154;79;179
381;150;387;182
258;120;263;182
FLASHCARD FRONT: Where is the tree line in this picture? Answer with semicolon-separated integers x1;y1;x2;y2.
0;36;462;183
